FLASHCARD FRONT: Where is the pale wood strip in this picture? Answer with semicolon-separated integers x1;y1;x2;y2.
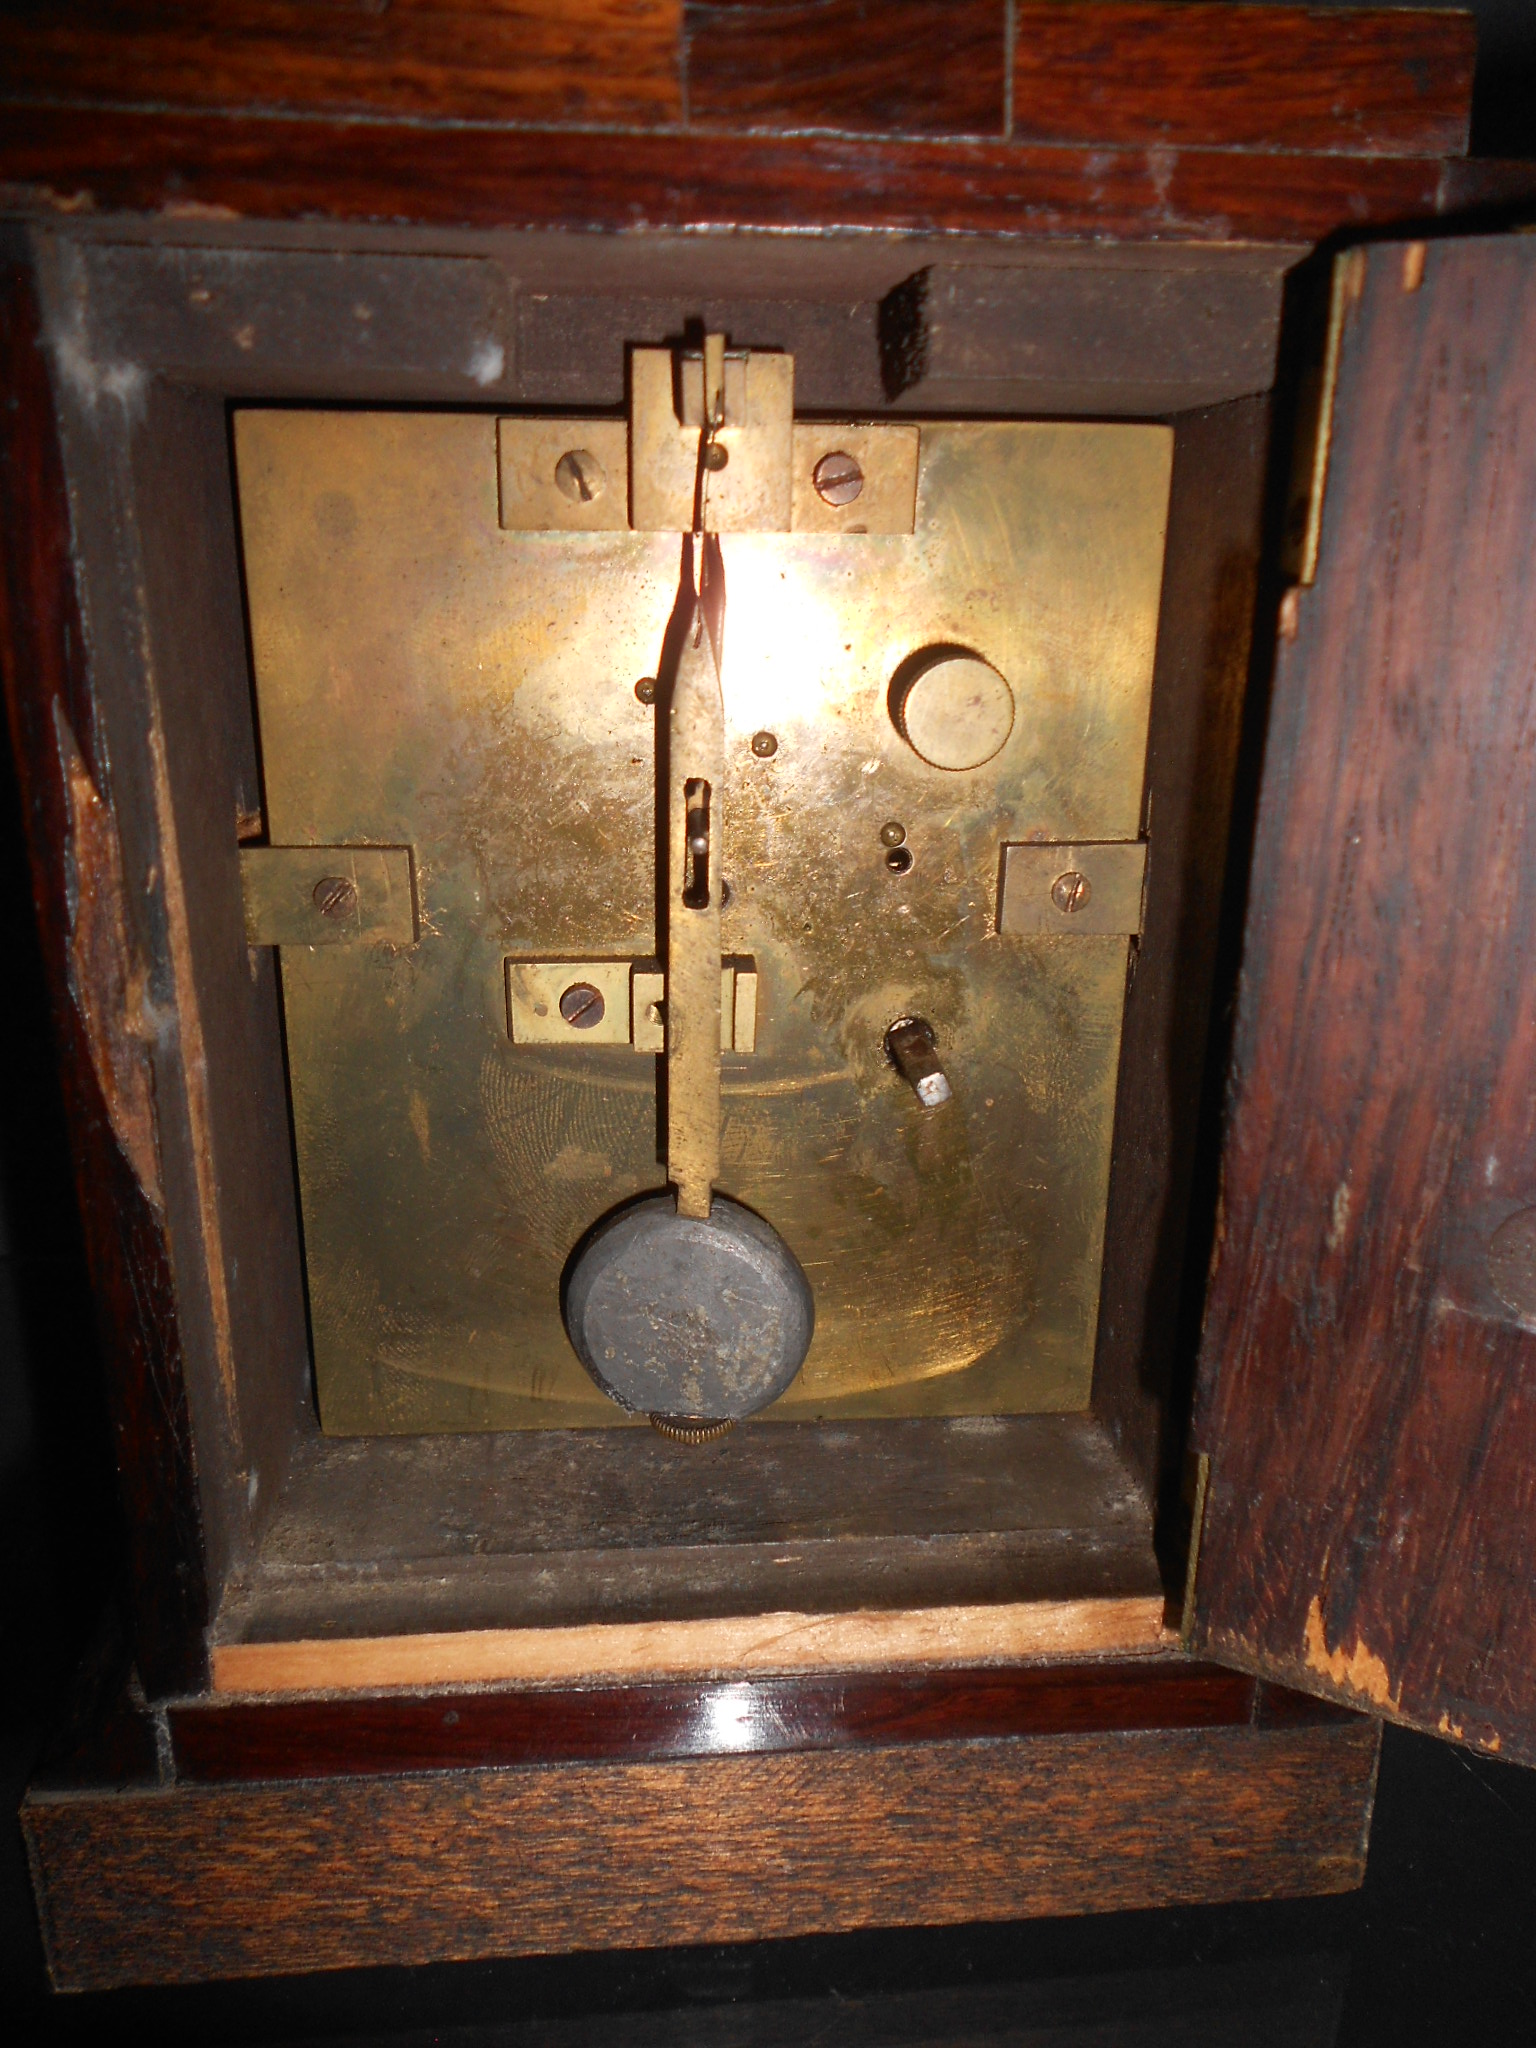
212;1595;1172;1696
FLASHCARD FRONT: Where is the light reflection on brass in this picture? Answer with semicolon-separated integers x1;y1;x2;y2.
235;411;1171;1433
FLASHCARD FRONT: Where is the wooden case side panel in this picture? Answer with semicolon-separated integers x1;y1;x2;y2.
1089;396;1270;1491
1012;5;1474;158
26;1719;1379;1989
1192;236;1536;1766
0;238;208;1695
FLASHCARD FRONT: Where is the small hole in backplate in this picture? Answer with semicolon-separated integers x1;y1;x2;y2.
885;846;914;875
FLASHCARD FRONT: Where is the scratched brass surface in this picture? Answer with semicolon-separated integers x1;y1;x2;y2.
235;411;1171;1432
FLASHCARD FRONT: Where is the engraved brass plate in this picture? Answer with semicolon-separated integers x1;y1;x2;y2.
235;411;1171;1431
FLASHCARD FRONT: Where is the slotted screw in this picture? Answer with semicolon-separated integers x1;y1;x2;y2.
554;449;606;503
559;981;606;1029
813;450;865;506
1051;870;1093;915
312;876;357;919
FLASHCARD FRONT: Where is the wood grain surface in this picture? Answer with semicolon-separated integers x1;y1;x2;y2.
0;107;1457;246
170;1658;1263;1781
1013;4;1474;157
0;0;685;127
686;0;1006;136
0;242;208;1696
1193;236;1536;1767
0;5;1471;158
26;1718;1379;1988
210;1596;1173;1695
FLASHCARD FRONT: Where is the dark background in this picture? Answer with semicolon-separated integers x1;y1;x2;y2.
4;4;1536;2041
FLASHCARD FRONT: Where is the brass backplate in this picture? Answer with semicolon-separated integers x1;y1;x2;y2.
235;411;1171;1432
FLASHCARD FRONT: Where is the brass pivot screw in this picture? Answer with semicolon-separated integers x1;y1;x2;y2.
312;875;358;919
559;981;606;1029
1051;870;1093;915
879;820;907;848
813;450;865;506
750;731;778;758
554;449;606;503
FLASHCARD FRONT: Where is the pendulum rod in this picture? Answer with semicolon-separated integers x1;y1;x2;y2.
666;341;727;1220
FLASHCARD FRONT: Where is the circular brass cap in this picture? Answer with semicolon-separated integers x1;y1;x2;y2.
891;650;1014;772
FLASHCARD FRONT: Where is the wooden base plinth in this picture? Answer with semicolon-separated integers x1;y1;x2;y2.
26;1699;1378;1991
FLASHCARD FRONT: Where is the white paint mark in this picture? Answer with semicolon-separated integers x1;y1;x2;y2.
51;327;149;419
468;339;506;386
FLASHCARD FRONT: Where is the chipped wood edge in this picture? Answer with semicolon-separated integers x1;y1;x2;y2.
211;1594;1174;1697
1281;243;1366;587
1179;1449;1211;1649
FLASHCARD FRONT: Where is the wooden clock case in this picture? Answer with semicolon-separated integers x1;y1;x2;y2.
2;3;1533;1991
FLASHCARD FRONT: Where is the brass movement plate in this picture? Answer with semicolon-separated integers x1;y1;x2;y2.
235;411;1171;1432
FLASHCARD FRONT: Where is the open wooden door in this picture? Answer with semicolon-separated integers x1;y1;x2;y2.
1191;230;1536;1766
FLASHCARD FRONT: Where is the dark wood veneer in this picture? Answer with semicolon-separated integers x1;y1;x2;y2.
169;1660;1267;1783
0;5;1473;162
0;109;1457;247
1013;4;1474;158
0;0;686;127
1193;235;1536;1767
686;0;1007;137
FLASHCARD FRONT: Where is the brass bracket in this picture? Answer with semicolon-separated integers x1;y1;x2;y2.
996;842;1147;937
497;342;918;537
240;845;416;946
631;342;794;533
505;958;758;1053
